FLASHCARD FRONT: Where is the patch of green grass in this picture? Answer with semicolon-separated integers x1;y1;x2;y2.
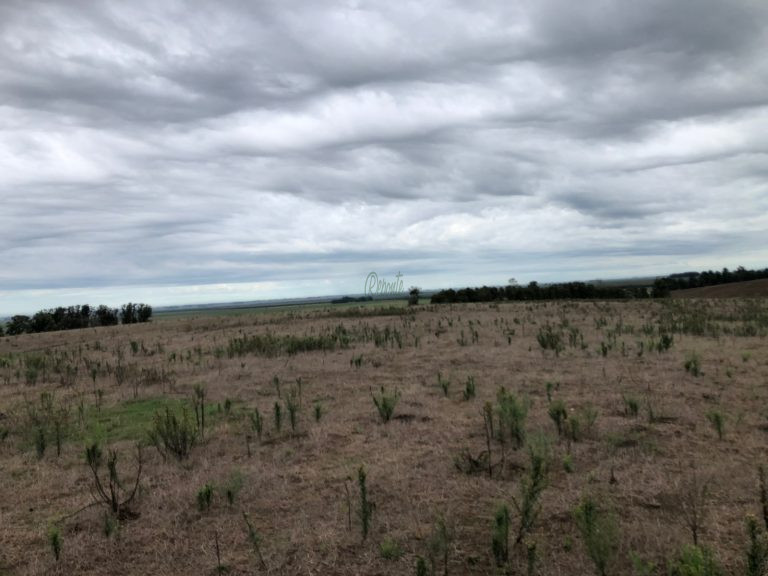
78;397;224;445
379;537;403;560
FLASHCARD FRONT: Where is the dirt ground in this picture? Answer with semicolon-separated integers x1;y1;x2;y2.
1;298;767;575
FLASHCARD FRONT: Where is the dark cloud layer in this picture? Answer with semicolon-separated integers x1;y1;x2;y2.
1;1;767;313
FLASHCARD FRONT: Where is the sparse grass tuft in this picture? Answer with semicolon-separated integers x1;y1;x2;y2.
706;410;725;440
48;525;62;561
379;537;403;560
437;372;450;397
622;394;640;417
684;352;702;377
197;483;214;512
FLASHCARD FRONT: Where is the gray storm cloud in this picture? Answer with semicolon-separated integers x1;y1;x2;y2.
1;0;767;313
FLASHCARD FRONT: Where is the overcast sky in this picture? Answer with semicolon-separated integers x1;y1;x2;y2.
2;0;767;315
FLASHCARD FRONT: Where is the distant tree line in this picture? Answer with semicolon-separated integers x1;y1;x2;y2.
430;265;768;304
651;266;768;297
331;295;374;304
2;302;152;336
430;281;648;304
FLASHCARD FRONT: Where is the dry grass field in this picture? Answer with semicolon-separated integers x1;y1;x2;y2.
1;298;767;575
672;279;768;299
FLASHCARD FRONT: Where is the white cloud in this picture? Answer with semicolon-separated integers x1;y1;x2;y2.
1;0;767;315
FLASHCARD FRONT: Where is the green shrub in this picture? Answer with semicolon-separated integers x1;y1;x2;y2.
548;399;567;437
48;525;62;561
427;516;452;576
357;466;373;541
242;511;267;570
573;495;618;576
706;410;725;440
622;395;639;417
537;324;564;356
372;386;400;423
249;408;263;441
497;387;527;449
492;504;510;567
437;372;450;397
197;483;214;511
148;406;197;460
192;385;206;439
513;438;548;544
379;538;403;560
669;545;722;576
657;333;673;352
285;388;300;433
568;405;598;442
223;469;243;507
463;376;476;400
684;352;701;377
85;442;143;519
274;401;282;432
746;515;768;576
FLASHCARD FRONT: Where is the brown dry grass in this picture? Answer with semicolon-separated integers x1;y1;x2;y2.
1;299;767;575
672;278;768;298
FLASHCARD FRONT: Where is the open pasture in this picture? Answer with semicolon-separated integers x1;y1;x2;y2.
1;298;767;575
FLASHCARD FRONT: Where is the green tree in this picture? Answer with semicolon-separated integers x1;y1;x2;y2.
136;303;153;323
408;287;420;306
94;305;119;326
121;303;136;324
6;315;31;335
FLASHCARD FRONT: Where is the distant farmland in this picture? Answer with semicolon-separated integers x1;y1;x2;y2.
671;278;768;298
